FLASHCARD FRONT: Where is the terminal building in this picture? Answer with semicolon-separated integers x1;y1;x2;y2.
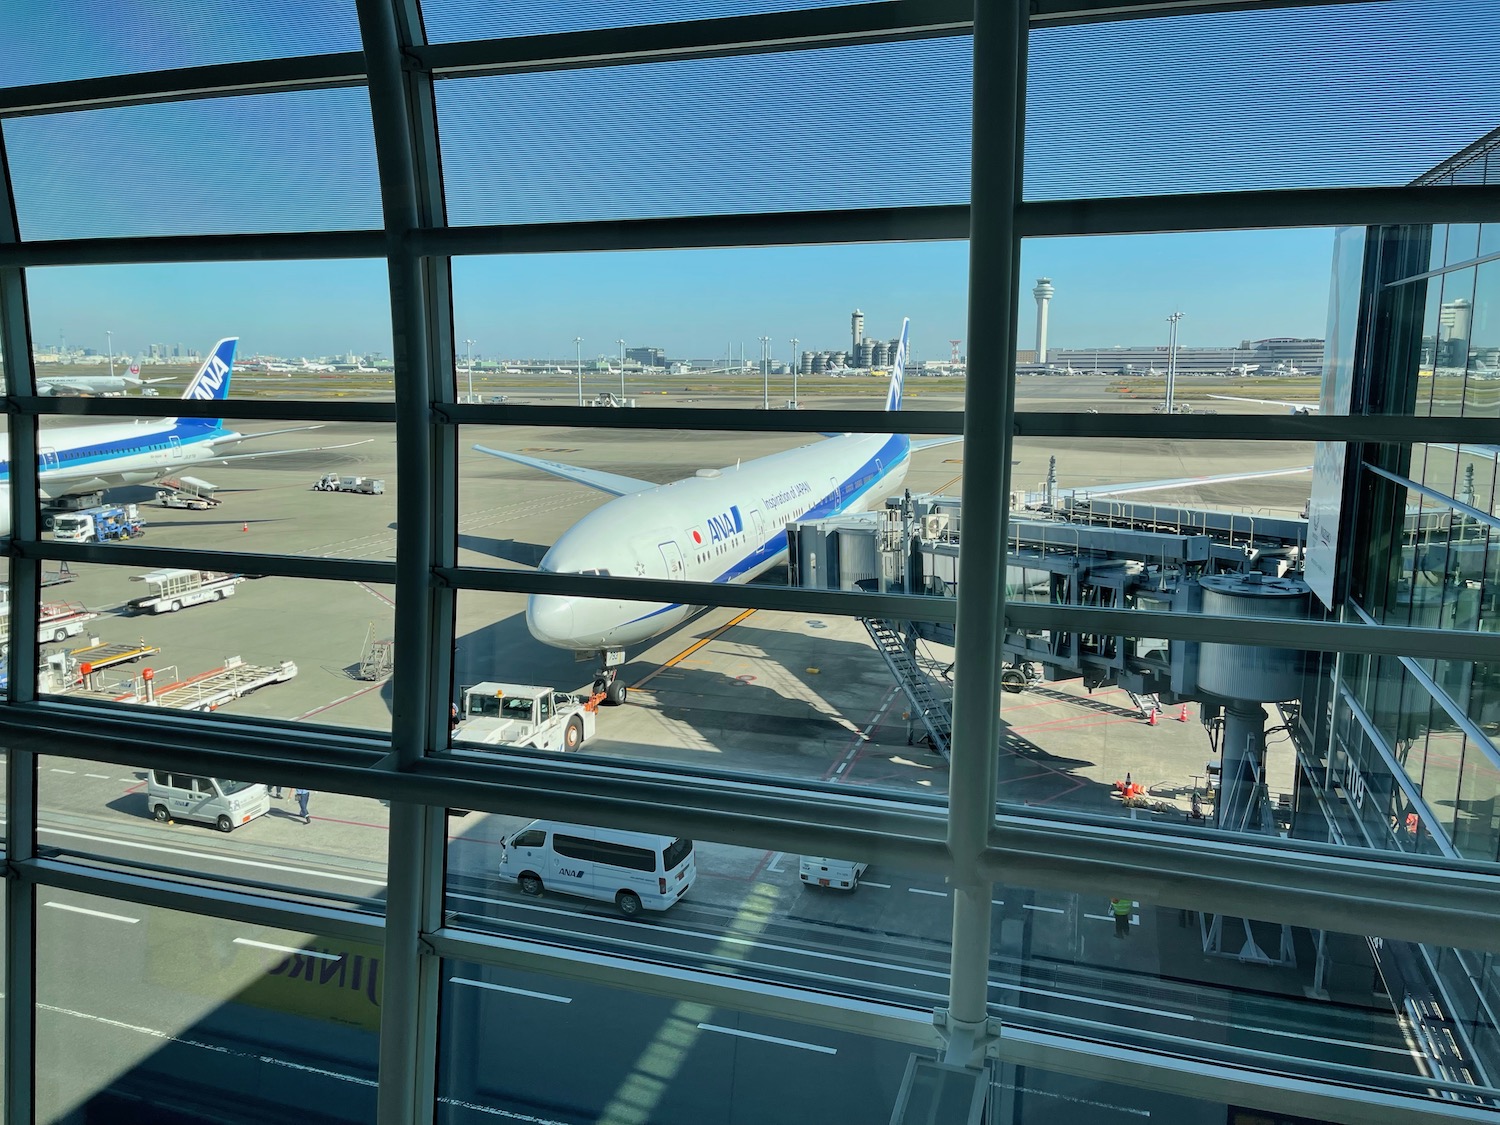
0;4;1496;1125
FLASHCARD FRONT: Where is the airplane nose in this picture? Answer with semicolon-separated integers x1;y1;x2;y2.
526;595;576;648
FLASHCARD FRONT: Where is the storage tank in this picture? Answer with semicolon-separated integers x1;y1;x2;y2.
1197;573;1310;702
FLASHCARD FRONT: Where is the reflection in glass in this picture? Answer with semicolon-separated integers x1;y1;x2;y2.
36;891;380;1123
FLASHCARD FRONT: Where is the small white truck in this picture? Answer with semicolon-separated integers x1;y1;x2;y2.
0;600;100;647
127;569;244;614
313;473;385;494
451;682;596;752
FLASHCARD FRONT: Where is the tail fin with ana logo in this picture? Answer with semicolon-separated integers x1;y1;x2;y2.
885;318;910;411
170;337;237;429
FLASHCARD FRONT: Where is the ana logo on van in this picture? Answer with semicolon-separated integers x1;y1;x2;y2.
559;867;586;879
706;505;743;543
187;354;231;400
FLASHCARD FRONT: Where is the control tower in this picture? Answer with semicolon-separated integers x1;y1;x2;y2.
1032;278;1054;363
851;309;864;365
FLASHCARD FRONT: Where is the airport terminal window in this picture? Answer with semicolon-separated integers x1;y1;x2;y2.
6;3;1500;1125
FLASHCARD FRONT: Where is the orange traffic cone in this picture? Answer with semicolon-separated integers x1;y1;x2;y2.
1148;706;1158;726
241;521;249;532
1177;704;1189;722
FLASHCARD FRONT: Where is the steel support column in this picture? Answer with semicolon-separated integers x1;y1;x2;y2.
941;0;1025;1069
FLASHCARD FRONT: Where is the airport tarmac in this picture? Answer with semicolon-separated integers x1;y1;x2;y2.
22;376;1311;878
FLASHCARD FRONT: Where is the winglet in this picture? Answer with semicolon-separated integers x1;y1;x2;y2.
886;318;910;411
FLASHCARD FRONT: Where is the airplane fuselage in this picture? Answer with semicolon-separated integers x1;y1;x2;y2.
526;432;911;652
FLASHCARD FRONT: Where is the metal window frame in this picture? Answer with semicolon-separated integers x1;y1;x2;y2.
1;1;1499;1123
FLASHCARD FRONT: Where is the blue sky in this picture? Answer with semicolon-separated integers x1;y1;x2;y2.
3;0;1497;360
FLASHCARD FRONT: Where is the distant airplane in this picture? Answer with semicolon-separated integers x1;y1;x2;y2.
0;337;370;536
33;370;174;396
1225;363;1261;376
473;318;961;705
1206;395;1319;415
300;357;337;373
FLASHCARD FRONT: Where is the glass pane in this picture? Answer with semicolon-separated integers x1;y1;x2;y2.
1017;230;1335;413
1025;0;1500;200
1;1;362;89
40;751;391;907
425;0;886;43
452;246;967;408
24;260;395;398
36;890;380;1122
32;564;394;735
439;38;971;226
4;88;381;239
32;413;395;560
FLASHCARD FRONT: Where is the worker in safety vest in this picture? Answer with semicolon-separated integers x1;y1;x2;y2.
1110;897;1133;939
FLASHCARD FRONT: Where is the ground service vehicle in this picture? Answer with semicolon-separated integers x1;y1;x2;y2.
127;569;244;614
499;820;696;916
799;856;869;890
451;681;596;751
588;392;635;408
146;771;270;832
51;504;146;543
313;473;385;494
156;476;222;509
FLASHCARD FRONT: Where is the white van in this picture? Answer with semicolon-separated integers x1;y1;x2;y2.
146;770;270;832
499;820;696;916
799;856;868;891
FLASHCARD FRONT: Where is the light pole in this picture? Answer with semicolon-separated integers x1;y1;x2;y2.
464;338;475;402
1165;312;1183;415
789;336;799;408
574;336;583;406
106;330;114;379
759;336;770;409
617;338;625;400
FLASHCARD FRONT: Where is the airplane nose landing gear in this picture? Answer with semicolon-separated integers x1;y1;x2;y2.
593;658;629;706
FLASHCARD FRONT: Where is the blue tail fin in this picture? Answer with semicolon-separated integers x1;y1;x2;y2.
182;337;237;402
885;318;910;411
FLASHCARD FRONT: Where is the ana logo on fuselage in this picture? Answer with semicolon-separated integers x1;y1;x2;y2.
187;354;231;400
706;505;743;544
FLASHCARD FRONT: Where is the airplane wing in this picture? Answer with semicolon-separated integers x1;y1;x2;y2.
1060;465;1313;499
204;438;374;465
1206;395;1320;413
912;436;965;452
472;445;657;497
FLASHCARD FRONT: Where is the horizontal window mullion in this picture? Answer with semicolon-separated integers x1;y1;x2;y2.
12;540;397;584
418;0;972;78
417;204;968;257
441;567;958;622
10;395;397;423
22;857;385;943
1018;184;1495;238
1014;410;1500;444
0;230;385;269
1006;602;1500;663
0;52;368;119
442;401;961;434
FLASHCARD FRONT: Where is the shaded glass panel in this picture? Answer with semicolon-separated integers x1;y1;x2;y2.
1025;0;1500;200
425;0;884;42
4;88;381;239
36;890;380;1123
0;1;361;89
438;38;972;225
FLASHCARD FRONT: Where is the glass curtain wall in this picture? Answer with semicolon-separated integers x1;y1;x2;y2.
1;2;1499;1125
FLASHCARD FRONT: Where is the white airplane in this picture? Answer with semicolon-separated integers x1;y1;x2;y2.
32;369;174;396
0;337;369;536
474;318;959;704
1225;363;1260;376
300;357;337;373
1206;394;1319;415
